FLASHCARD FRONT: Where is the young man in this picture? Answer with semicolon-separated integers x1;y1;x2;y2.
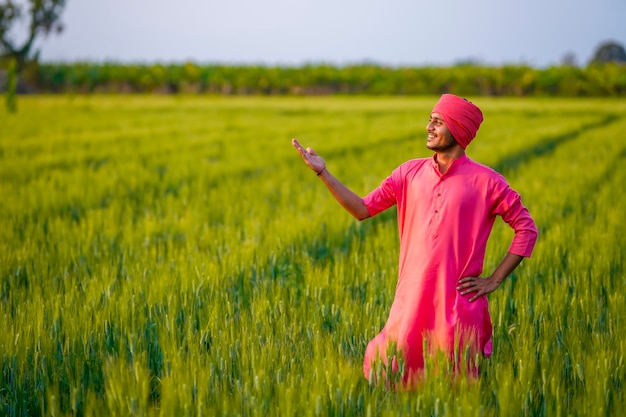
292;94;538;386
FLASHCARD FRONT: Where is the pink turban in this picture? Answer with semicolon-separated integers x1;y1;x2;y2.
431;94;484;149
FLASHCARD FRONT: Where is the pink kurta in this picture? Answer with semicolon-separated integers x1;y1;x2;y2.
362;154;537;383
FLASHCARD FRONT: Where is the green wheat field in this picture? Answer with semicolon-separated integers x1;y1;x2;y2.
1;95;625;416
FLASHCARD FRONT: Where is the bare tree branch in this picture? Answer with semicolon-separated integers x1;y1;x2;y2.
0;0;65;69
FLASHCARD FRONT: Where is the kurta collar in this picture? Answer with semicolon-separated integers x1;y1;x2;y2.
430;153;468;178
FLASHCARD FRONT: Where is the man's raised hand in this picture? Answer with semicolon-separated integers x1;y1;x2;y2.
292;138;326;175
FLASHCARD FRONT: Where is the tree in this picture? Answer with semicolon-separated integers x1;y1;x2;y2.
0;0;66;71
560;52;578;67
5;56;17;111
590;40;626;65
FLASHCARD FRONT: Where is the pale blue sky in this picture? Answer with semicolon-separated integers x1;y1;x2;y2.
25;0;626;67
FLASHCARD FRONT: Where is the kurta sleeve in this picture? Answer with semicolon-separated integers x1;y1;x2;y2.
362;170;400;217
491;177;538;258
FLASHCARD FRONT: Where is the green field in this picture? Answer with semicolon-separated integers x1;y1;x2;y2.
1;95;626;416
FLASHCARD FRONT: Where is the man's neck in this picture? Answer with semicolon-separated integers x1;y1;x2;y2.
435;147;465;174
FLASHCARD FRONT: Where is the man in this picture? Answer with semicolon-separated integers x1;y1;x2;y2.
292;94;538;386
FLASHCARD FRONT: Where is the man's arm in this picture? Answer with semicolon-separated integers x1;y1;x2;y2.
458;180;538;302
457;252;524;302
292;138;370;220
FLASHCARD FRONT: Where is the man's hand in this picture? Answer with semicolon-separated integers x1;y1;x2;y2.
458;253;524;302
292;138;326;175
456;276;501;302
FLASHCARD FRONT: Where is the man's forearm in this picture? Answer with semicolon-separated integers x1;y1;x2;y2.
318;169;370;220
490;252;524;284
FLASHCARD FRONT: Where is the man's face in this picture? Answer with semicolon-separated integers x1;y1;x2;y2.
426;113;457;152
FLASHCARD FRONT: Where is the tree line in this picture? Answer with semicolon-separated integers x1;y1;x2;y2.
26;61;626;97
1;1;625;98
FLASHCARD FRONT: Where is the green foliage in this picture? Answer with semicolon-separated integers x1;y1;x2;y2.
1;96;625;416
31;62;626;96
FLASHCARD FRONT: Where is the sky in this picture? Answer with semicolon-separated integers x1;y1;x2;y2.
17;0;626;68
